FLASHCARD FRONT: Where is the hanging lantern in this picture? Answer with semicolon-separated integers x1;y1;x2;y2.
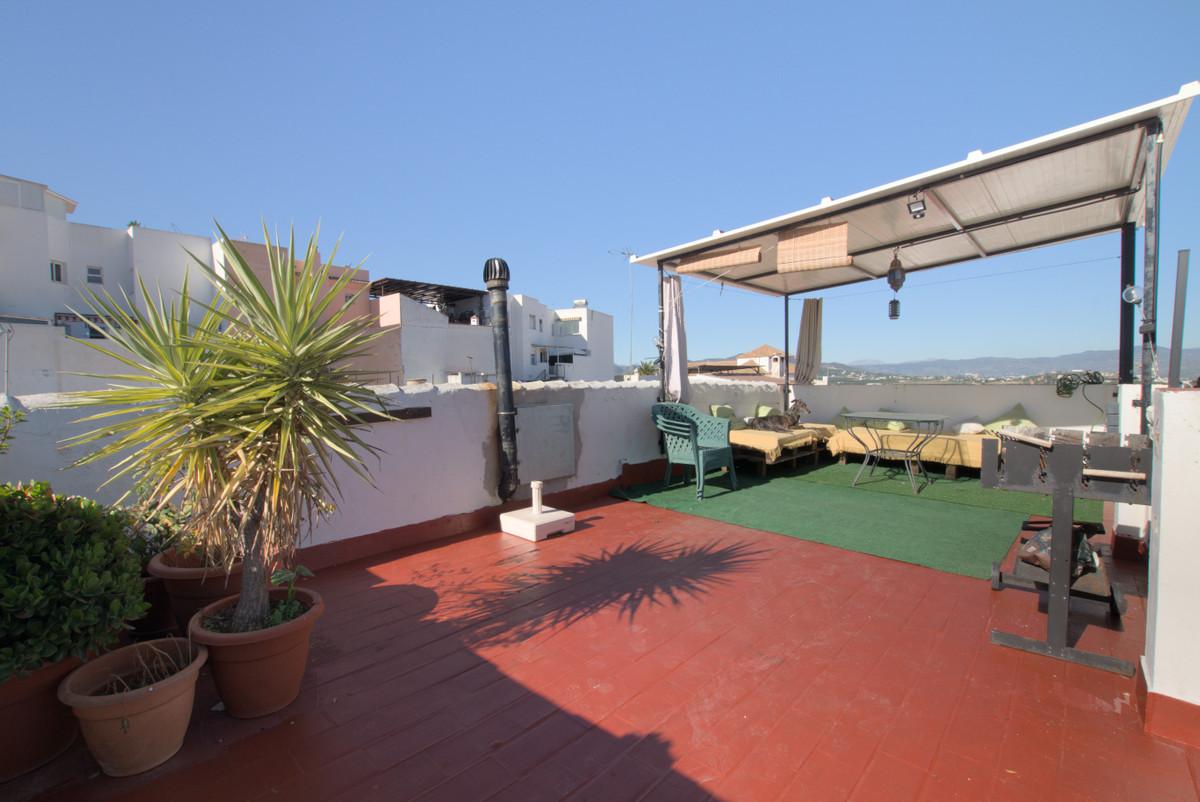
887;253;905;292
887;249;904;320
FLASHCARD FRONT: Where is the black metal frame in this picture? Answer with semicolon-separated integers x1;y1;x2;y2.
1119;222;1137;383
982;434;1151;676
1140;120;1163;433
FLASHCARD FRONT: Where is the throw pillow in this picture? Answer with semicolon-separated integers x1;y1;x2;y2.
710;404;735;419
985;403;1038;433
832;406;852;429
877;407;909;432
709;403;747;430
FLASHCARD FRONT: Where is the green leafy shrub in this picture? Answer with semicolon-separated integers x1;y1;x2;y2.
0;482;147;682
126;503;188;573
0;405;24;454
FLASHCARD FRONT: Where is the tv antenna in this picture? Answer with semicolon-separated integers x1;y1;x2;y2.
610;248;636;367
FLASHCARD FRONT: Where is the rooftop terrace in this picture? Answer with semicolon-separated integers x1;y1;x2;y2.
15;487;1198;802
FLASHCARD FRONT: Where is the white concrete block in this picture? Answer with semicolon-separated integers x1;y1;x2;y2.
499;507;576;542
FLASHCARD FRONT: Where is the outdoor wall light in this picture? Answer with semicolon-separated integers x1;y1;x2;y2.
907;194;927;220
1122;285;1144;305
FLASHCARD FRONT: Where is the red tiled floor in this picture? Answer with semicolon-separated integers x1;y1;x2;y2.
10;496;1200;801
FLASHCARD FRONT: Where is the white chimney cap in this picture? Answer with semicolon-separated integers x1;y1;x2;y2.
572;299;588;307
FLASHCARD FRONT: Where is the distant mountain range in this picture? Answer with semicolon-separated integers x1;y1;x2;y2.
620;347;1199;381
825;348;1200;379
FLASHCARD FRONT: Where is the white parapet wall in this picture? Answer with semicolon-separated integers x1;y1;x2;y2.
1143;389;1200;713
0;377;1114;558
793;382;1114;429
0;377;783;548
2;323;134;395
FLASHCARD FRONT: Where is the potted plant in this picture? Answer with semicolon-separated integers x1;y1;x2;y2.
64;225;384;719
190;566;319;718
126;503;194;638
57;637;207;776
0;483;147;782
146;535;243;634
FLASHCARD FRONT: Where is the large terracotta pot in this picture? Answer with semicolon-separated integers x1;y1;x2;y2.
128;576;177;641
188;588;323;719
57;638;207;777
147;549;242;632
0;657;80;782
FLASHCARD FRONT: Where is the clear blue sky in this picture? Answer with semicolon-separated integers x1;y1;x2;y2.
3;1;1197;365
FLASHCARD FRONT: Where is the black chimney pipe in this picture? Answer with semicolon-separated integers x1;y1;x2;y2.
485;258;519;500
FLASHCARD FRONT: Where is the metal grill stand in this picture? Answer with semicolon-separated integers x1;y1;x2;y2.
981;430;1152;676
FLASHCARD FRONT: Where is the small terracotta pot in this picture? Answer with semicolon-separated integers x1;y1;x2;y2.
0;657;80;782
128;576;177;641
147;549;243;632
57;638;207;777
188;587;323;719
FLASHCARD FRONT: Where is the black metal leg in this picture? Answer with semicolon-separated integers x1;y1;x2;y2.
1045;489;1074;652
990;486;1134;676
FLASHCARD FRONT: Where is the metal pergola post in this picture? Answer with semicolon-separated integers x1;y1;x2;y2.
657;260;666;402
1140;120;1163;434
782;295;790;408
1119;222;1137;384
1168;249;1190;388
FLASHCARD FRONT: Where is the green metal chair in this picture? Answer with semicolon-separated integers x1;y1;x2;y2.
651;402;738;500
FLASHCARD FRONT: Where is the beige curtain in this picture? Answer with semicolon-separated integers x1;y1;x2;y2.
793;298;823;385
662;275;689;403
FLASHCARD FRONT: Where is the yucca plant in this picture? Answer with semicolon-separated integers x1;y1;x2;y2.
62;225;385;631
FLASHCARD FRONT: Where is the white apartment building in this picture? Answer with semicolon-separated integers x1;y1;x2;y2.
0;175;219;328
1;174;615;394
507;294;614;383
370;281;615;385
0;174;220;394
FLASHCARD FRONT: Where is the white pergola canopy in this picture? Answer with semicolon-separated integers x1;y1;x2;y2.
633;82;1198;296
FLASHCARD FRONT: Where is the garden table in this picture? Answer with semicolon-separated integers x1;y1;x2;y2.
841;411;948;494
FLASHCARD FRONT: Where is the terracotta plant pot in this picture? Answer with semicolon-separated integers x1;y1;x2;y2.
128;576;177;640
147;548;243;632
0;657;80;782
57;638;207;777
188;587;323;719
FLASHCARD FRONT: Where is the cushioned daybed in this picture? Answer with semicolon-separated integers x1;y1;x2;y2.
729;428;825;475
711;405;835;476
823;403;1051;478
825;427;997;476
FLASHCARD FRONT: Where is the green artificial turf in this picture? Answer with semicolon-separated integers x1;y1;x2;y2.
614;462;1102;580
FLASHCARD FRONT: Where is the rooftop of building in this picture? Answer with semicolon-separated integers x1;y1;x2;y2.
14;492;1196;802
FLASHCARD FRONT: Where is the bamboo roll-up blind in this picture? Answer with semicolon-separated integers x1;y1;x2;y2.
675;246;761;274
776;222;852;272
